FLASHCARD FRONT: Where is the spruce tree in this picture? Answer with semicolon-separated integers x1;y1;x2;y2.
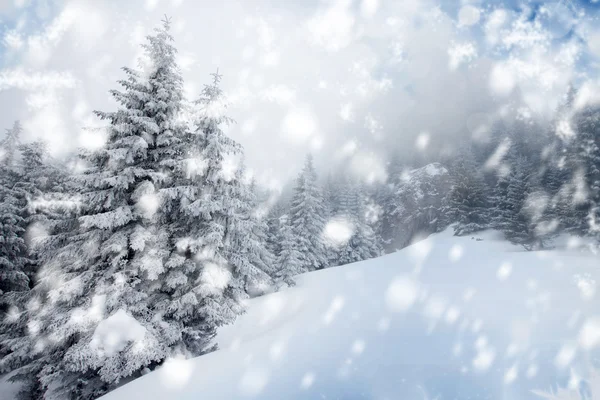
567;103;600;238
274;215;304;286
5;18;189;400
327;179;382;265
0;122;30;369
288;154;328;271
446;147;490;236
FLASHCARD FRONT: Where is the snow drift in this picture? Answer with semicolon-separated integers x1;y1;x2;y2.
96;229;599;398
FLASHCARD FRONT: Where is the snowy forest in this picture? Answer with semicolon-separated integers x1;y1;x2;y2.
1;1;600;400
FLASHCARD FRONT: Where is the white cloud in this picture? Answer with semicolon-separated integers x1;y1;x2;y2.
448;41;477;70
589;30;600;58
457;5;480;27
3;30;24;50
0;68;77;91
484;9;509;45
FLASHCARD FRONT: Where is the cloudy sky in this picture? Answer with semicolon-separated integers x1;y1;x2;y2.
0;0;599;188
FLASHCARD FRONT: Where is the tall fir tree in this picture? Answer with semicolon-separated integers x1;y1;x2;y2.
335;180;382;265
4;18;191;400
288;154;328;271
0;139;75;385
446;146;490;236
0;122;30;370
567;103;600;238
274;214;304;286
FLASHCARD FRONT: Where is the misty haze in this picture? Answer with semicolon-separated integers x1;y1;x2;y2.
1;0;600;399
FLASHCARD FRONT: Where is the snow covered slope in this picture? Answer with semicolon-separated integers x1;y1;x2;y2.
103;229;600;400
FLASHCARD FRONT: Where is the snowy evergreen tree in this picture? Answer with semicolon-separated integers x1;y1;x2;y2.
225;173;275;297
4;18;191;400
162;70;275;357
288;154;328;271
274;214;304;286
492;157;538;247
566;103;600;238
0;139;75;384
336;180;382;265
0;122;30;364
446;147;490;236
265;201;286;257
375;153;405;249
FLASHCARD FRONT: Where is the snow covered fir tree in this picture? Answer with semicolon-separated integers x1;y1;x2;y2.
1;3;600;400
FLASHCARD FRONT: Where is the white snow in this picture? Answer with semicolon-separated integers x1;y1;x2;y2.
90;309;147;357
100;228;600;399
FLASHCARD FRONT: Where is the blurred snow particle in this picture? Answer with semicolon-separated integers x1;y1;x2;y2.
351;339;366;355
458;5;480;27
504;364;518;384
475;336;488;350
281;107;318;144
445;306;461;325
262;51;280;67
300;372;315;389
91;309;146;357
568;368;581;390
136;192;160;219
408;236;432;269
578;317;600;350
555;343;577;369
526;364;538;379
497;262;512;281
472;346;496;372
471;319;483;333
307;0;355;52
269;340;287;362
448;244;464;262
574;274;596;301
377;317;391;332
145;0;159;11
322;217;354;248
484;138;511;171
490;63;515;96
200;263;232;295
415;132;430;151
448;42;477;70
240;366;270;396
364;113;383;140
339;103;354;122
78;127;107;151
323;295;345;325
463;287;476;302
467;113;492;142
159;356;194;389
309;135;324;152
349;151;387;184
26;222;49;249
360;0;379;18
453;342;463;357
423;296;446;321
385;276;419;312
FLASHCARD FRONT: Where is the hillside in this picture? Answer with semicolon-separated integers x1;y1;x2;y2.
99;229;600;400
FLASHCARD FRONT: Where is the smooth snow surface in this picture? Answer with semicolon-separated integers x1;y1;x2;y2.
102;228;600;400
